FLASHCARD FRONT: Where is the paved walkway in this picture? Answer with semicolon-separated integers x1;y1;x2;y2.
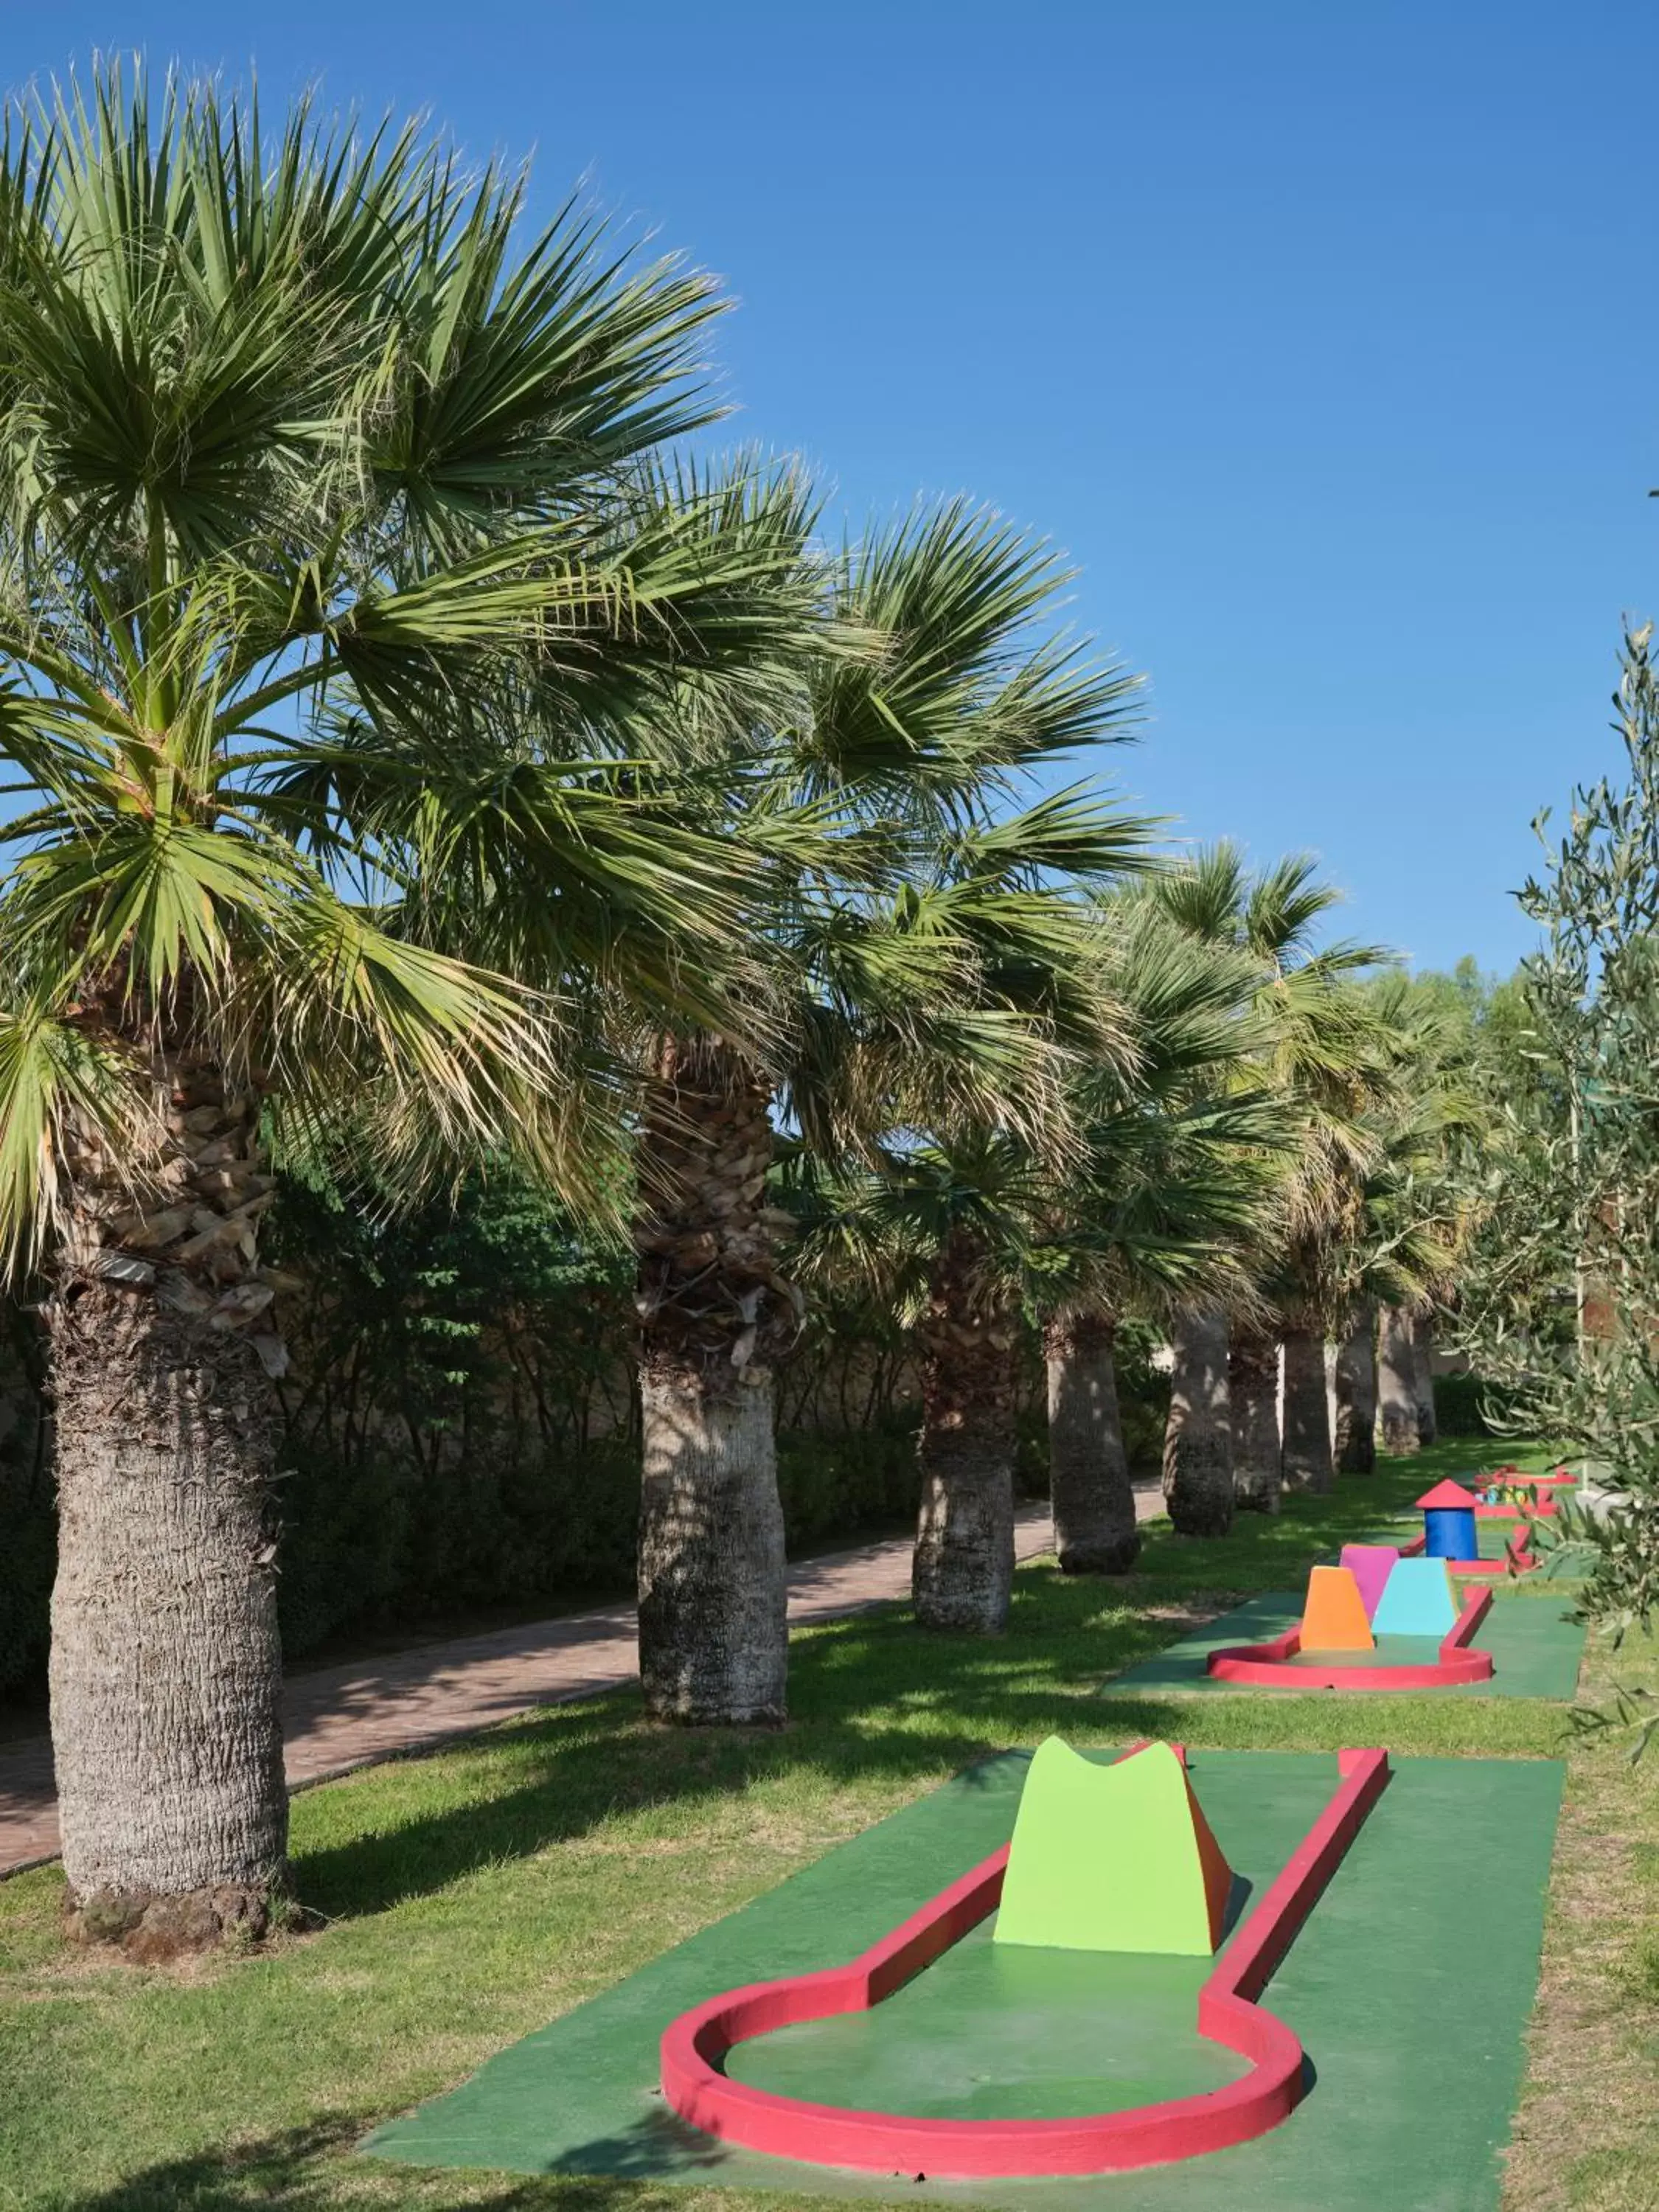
0;1492;1162;1879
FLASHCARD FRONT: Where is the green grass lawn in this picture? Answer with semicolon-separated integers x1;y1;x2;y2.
1;1441;1656;2212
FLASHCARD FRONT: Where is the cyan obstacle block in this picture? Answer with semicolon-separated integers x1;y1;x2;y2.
1370;1555;1458;1637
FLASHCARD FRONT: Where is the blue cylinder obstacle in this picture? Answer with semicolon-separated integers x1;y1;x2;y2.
1418;1478;1478;1562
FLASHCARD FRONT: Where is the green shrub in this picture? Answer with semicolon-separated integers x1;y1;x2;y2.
776;1413;921;1541
1432;1370;1522;1439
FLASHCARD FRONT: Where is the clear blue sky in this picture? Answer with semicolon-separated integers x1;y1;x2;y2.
21;1;1658;973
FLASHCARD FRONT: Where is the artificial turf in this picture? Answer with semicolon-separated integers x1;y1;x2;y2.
364;1748;1565;2212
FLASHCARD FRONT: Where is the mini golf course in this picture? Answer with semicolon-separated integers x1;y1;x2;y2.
658;1739;1383;2175
1102;1585;1585;1700
364;1745;1565;2211
1104;1481;1587;1700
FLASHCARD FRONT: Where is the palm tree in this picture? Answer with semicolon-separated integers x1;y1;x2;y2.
1148;846;1387;1530
885;827;1152;1630
1162;1305;1238;1531
1045;1308;1135;1568
1377;1306;1422;1452
0;73;823;1947
1229;1324;1283;1511
630;507;1144;1710
1044;902;1280;1568
790;1133;1051;1634
789;805;1161;1633
1331;1302;1378;1471
1319;1091;1474;1472
1279;1324;1335;1491
904;1141;1051;1633
1411;1310;1441;1442
1346;973;1484;1459
1279;1081;1467;1492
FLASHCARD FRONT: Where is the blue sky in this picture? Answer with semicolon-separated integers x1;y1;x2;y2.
20;1;1658;973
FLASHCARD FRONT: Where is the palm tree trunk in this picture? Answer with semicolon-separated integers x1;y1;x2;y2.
1229;1327;1281;1513
1280;1326;1334;1492
1411;1311;1439;1445
634;1035;792;1723
1162;1306;1234;1537
1377;1304;1421;1454
48;1057;290;1956
914;1232;1018;1632
1332;1301;1378;1472
1044;1310;1139;1573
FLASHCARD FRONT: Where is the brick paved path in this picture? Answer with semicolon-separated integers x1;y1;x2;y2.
0;1489;1164;1879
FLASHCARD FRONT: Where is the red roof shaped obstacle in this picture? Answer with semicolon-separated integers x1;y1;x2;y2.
1416;1479;1480;1510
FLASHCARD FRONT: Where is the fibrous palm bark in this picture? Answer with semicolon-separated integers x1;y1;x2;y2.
1044;1311;1139;1573
1332;1301;1378;1473
1229;1327;1282;1513
1377;1304;1421;1454
1162;1306;1234;1537
1280;1326;1334;1492
48;1042;291;1955
1411;1311;1439;1445
914;1231;1018;1632
634;1037;793;1722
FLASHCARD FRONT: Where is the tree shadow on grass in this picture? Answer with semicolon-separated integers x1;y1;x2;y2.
66;2113;818;2212
290;1582;1208;1921
290;1444;1559;1927
293;1613;1554;1926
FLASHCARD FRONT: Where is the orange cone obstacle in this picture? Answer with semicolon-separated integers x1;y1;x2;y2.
1298;1564;1375;1652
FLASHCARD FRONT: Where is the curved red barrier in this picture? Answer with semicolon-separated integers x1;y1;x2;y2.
1206;1587;1493;1690
660;1747;1390;2177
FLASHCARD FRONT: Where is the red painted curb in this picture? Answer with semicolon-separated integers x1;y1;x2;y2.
659;1748;1391;2177
1205;1587;1495;1691
1493;1465;1576;1489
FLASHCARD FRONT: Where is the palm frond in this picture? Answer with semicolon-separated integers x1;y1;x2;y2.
0;994;142;1281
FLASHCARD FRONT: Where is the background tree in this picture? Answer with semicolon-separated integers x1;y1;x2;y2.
1147;846;1385;1529
1331;1301;1378;1472
798;792;1152;1633
1041;900;1279;1571
1454;622;1659;1641
627;507;1145;1709
1378;1304;1422;1452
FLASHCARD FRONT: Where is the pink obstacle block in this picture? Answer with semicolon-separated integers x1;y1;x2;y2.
1338;1544;1400;1623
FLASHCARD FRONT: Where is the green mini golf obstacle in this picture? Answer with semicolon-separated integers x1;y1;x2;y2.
995;1738;1234;1956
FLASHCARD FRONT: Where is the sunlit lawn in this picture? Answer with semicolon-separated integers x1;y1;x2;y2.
1;1441;1654;2212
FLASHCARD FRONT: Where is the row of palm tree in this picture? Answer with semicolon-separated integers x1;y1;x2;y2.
0;72;1472;1953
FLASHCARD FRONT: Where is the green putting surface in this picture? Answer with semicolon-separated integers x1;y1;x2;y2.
364;1749;1563;2211
1100;1587;1586;1700
732;1924;1242;2121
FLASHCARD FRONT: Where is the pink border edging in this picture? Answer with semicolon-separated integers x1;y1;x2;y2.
1206;1587;1495;1690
